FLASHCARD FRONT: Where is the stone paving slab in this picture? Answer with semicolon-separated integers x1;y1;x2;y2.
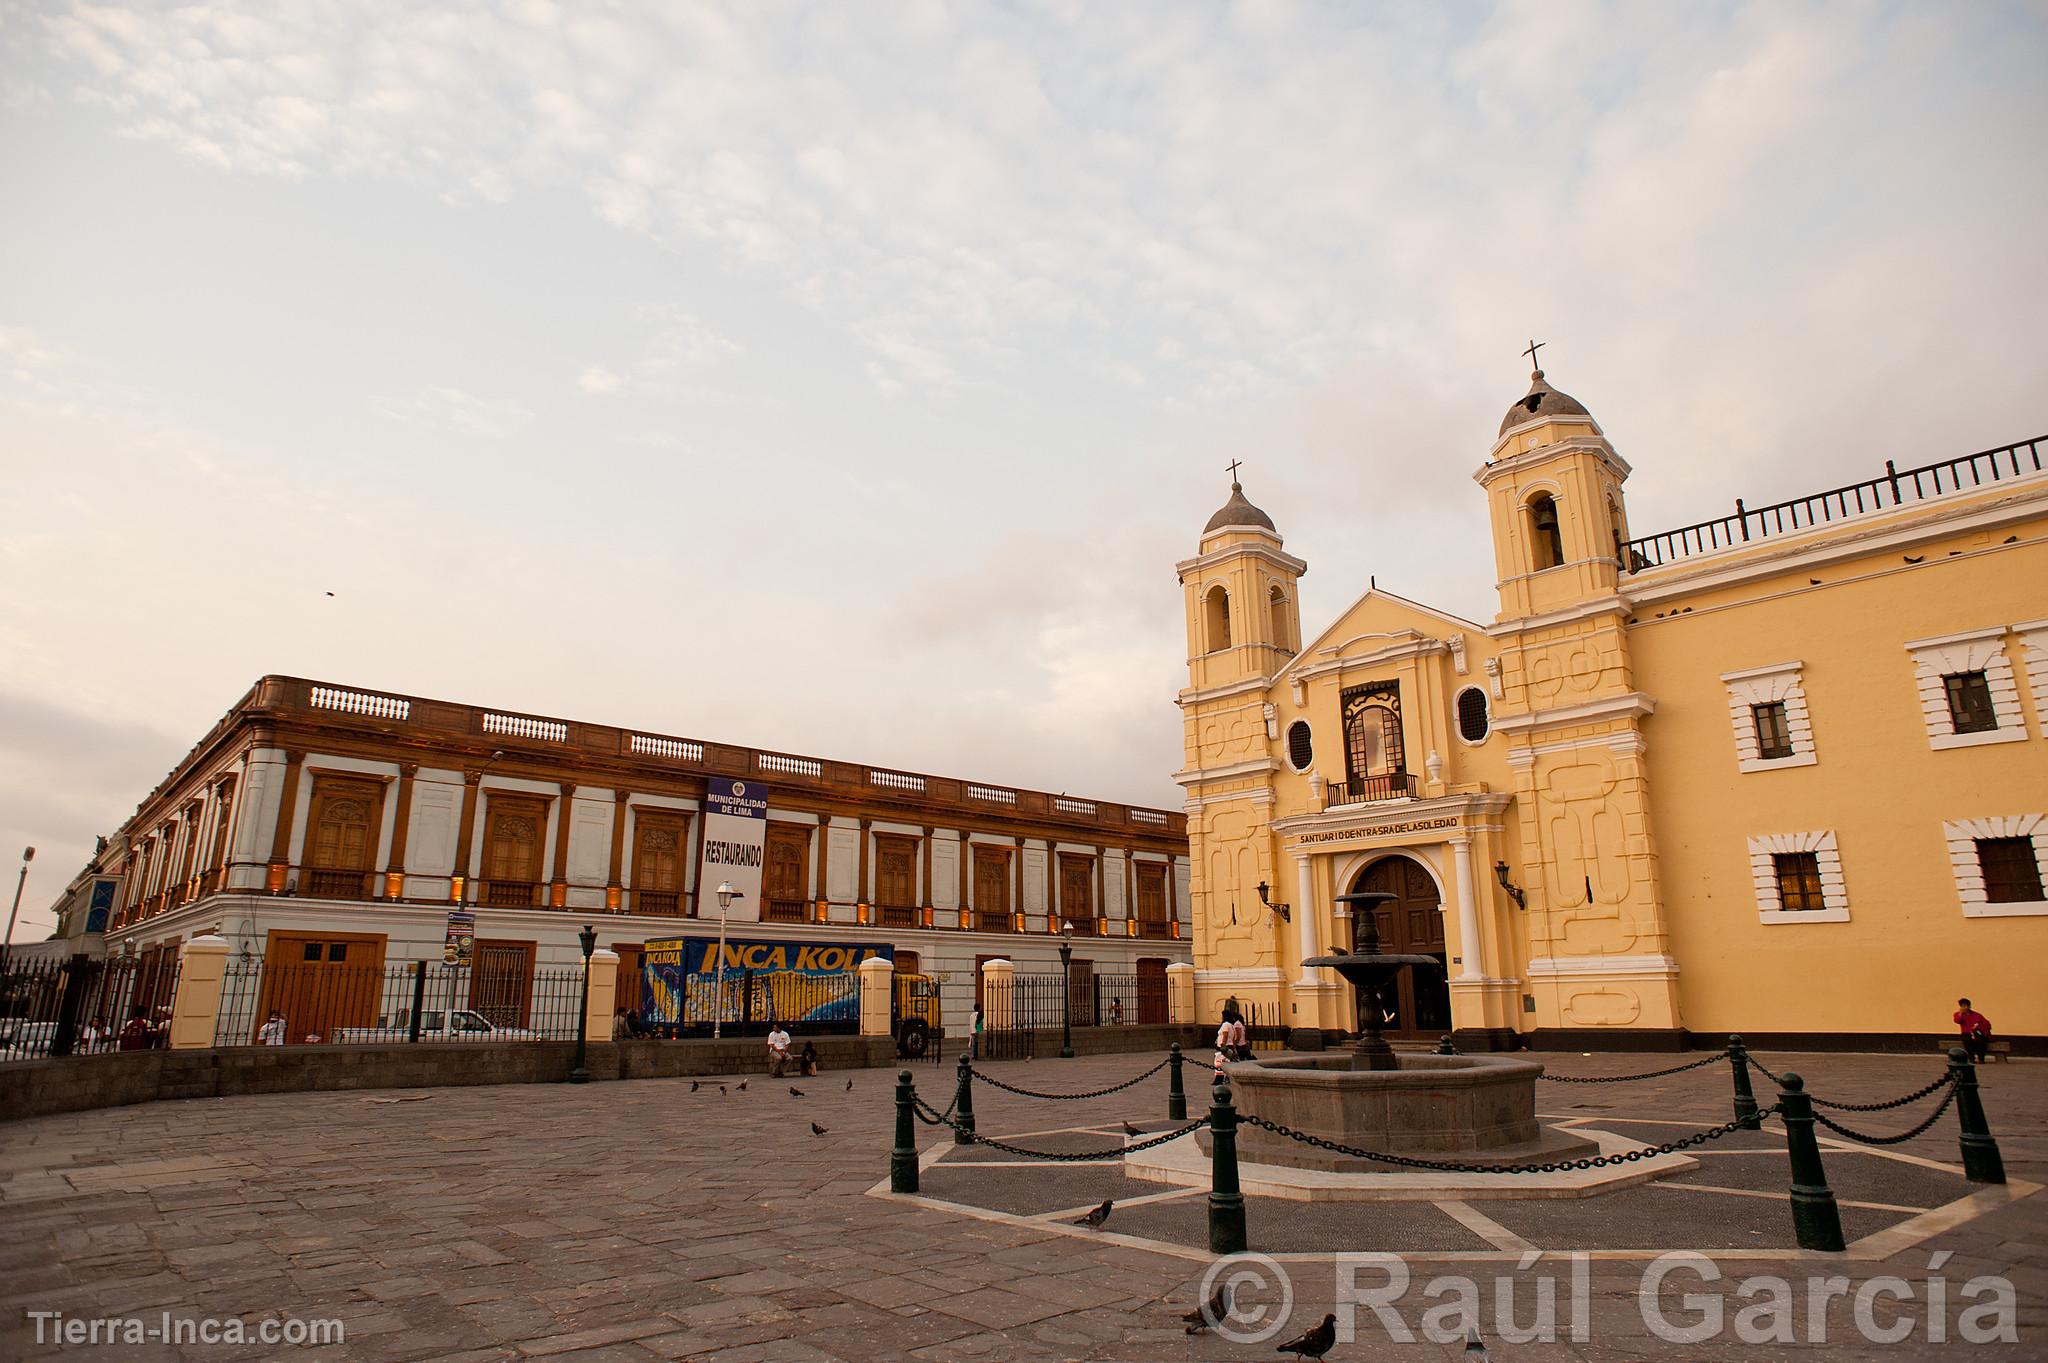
1;1048;2043;1359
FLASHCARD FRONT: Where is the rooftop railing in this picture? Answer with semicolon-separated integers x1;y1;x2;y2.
1622;436;2044;572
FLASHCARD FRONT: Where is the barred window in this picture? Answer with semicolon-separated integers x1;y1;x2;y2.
1456;688;1490;743
1286;720;1313;772
1944;671;1998;734
1772;853;1826;912
1977;837;2043;903
1752;702;1793;760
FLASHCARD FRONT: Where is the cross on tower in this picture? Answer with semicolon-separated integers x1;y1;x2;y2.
1226;458;1243;486
1522;338;1546;372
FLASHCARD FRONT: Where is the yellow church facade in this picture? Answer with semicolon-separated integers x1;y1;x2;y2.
1177;368;2047;1051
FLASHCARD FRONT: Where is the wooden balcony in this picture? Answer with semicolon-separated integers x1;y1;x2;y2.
1136;918;1173;940
303;867;373;899
633;889;682;917
763;898;809;924
480;879;540;908
973;910;1013;933
877;904;916;928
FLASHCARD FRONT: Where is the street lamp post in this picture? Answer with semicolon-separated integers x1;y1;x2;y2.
570;923;597;1084
712;881;744;1041
0;847;34;979
1057;918;1075;1059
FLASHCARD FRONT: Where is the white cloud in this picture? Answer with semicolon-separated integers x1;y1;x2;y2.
375;385;534;440
577;365;622;395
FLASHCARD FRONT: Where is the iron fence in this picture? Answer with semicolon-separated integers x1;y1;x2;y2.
213;959;591;1046
1091;972;1170;1027
979;973;1067;1060
0;953;181;1058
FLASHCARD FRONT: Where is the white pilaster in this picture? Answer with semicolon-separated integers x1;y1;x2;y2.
1451;835;1483;981
1293;853;1320;984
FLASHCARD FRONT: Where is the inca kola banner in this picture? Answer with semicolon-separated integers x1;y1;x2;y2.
697;779;768;921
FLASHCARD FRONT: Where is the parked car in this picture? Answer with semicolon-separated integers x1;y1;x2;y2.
0;1019;122;1059
329;1009;542;1044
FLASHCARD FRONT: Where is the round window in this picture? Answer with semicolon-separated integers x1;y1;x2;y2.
1456;687;1490;743
1286;720;1313;772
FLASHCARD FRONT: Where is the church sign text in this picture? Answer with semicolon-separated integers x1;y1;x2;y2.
1294;816;1459;845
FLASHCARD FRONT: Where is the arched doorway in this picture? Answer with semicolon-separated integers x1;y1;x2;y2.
1348;855;1451;1039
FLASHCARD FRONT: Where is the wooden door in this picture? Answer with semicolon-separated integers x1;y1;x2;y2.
972;846;1009;930
764;824;810;922
471;940;536;1029
893;950;920;974
257;931;387;1043
876;835;916;926
482;797;546;906
1351;856;1449;1038
614;944;645;1021
304;776;383;899
1135;862;1168;937
1058;854;1094;931
1135;957;1168;1024
631;814;685;914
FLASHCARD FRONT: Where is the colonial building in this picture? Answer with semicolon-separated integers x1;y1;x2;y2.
1178;365;2046;1050
95;677;1191;1029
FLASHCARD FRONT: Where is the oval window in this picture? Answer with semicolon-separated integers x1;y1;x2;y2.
1286;720;1314;772
1456;688;1490;743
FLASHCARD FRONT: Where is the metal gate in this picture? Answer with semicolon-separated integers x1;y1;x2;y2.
978;973;1065;1061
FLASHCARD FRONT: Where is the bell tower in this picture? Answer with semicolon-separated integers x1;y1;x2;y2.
1180;467;1305;694
1175;469;1306;1005
1476;350;1682;1043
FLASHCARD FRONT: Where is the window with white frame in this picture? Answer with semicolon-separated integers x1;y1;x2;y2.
1944;814;2048;918
1721;661;1817;772
1746;831;1850;923
1904;627;2027;750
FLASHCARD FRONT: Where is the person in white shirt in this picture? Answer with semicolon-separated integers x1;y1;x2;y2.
257;1011;287;1046
767;1024;792;1076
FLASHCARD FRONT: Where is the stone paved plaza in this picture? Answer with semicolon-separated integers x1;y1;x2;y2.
2;1048;2043;1361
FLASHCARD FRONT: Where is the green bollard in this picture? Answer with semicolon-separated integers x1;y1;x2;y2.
1948;1048;2005;1184
1437;1035;1457;1056
1728;1035;1761;1131
891;1070;919;1194
1207;1074;1247;1255
953;1052;977;1146
1778;1072;1844;1252
1167;1043;1187;1121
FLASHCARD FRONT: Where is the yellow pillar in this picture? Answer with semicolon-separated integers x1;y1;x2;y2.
168;935;230;1050
979;958;1014;1030
585;948;619;1042
1166;962;1197;1025
857;956;894;1037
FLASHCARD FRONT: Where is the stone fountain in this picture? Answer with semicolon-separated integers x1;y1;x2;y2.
1223;890;1598;1171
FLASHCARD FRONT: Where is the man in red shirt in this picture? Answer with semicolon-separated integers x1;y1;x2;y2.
1953;998;1993;1063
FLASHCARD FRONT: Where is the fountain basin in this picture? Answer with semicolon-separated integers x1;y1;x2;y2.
1225;1052;1598;1172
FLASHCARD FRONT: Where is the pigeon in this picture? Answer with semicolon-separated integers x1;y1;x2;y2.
1182;1282;1231;1334
1903;554;1924;564
1072;1199;1113;1228
690;1080;700;1092
736;1080;747;1092
1465;1325;1491;1359
1121;1121;1141;1137
1276;1313;1338;1360
790;1086;805;1097
811;1121;829;1136
718;1085;727;1096
845;1079;854;1092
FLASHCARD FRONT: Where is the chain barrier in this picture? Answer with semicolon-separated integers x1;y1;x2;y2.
968;1057;1169;1101
1743;1057;1952;1112
1235;1109;1775;1175
1539;1052;1727;1084
912;1096;1202;1160
1743;1054;1790;1088
1811;1083;1959;1146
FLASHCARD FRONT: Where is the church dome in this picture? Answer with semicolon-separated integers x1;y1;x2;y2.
1499;369;1591;436
1204;480;1276;534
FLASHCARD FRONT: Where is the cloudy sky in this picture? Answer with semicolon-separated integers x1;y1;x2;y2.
3;1;2045;939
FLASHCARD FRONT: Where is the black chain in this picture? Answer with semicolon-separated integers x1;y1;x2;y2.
1540;1052;1727;1084
1235;1109;1774;1175
969;1058;1169;1101
1744;1058;1953;1112
913;1096;1202;1160
1744;1054;1790;1087
1811;1084;1958;1146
